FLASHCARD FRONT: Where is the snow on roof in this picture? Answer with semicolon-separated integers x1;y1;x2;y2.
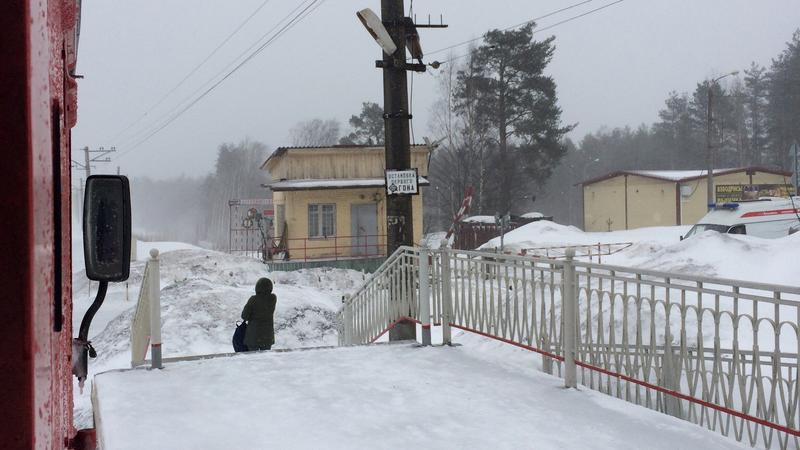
462;215;496;224
521;212;544;219
267;177;430;191
580;166;793;185
627;169;720;181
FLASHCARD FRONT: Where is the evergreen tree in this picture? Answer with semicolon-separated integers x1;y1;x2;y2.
744;63;768;165
765;29;800;168
339;102;385;145
654;91;696;168
454;24;573;214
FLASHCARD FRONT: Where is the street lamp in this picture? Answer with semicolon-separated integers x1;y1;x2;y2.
706;70;739;210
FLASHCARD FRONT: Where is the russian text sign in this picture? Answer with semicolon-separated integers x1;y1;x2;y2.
385;169;419;195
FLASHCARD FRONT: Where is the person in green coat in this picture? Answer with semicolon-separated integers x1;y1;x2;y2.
241;277;277;351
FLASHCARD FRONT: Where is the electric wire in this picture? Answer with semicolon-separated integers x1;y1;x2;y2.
422;0;593;60
117;0;324;159
437;0;625;65
117;0;315;151
106;0;274;144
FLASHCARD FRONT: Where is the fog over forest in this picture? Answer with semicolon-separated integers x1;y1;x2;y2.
70;2;800;245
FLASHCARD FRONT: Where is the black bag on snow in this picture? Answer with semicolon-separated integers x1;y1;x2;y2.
232;321;248;352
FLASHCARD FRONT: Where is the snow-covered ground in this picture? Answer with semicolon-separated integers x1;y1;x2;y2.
480;221;800;286
73;243;368;428
94;343;745;450
80;222;798;446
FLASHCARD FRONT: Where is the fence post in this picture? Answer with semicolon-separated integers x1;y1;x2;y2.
148;249;163;369
419;249;431;346
563;247;577;388
661;318;683;419
439;245;452;345
342;295;352;346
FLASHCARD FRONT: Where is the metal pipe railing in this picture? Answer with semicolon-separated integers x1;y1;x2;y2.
338;244;799;449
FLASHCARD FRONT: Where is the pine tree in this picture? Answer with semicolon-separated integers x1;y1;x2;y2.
744;63;768;165
454;24;573;214
765;29;800;168
339;102;385;146
654;91;696;168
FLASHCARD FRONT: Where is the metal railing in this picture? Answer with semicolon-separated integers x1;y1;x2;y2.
338;245;800;449
272;234;387;262
520;241;633;263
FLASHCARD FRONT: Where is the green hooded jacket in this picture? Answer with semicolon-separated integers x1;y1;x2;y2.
241;278;277;349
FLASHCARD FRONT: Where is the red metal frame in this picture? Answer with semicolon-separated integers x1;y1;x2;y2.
450;323;800;439
1;1;82;448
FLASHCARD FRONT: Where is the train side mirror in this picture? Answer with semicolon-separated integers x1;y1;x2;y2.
83;175;131;282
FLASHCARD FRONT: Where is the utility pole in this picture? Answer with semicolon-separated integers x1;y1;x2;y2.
381;0;412;255
705;71;738;210
73;146;117;180
381;0;415;341
83;146;91;178
371;0;445;341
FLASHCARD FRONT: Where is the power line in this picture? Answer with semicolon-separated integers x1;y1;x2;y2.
116;0;316;151
107;0;274;144
437;0;625;65
422;0;593;60
117;0;325;160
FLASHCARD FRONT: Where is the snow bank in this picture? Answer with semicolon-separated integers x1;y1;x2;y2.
94;344;744;450
479;221;799;286
73;244;367;428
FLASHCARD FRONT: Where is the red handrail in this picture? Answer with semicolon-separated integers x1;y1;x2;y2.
271;234;388;262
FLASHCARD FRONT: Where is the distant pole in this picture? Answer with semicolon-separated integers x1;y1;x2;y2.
705;72;739;210
83;146;91;178
792;141;799;194
382;0;415;342
705;86;713;209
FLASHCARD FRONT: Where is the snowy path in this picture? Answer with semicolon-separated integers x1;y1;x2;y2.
94;344;745;450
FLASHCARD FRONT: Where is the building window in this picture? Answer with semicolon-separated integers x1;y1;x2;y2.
308;204;335;238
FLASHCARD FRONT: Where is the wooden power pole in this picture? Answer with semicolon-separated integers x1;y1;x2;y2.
381;0;415;341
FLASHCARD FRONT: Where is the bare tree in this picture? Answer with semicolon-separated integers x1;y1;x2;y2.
289;119;341;147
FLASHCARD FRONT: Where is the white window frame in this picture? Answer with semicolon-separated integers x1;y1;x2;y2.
308;203;336;238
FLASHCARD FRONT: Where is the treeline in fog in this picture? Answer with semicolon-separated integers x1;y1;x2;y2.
425;28;800;229
130;139;270;249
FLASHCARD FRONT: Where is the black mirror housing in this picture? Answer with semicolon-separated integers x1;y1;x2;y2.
83;175;131;282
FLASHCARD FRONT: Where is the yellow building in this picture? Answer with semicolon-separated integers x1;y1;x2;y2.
261;144;430;260
581;167;793;232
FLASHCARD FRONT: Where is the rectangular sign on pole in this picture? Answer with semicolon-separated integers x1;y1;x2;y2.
385;168;419;195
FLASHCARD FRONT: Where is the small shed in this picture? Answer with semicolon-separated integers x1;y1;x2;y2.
453;214;552;250
261;145;430;260
580;167;794;232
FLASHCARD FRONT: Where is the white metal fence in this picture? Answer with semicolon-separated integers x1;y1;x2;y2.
338;246;800;449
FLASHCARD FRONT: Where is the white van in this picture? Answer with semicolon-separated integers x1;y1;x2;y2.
684;197;800;239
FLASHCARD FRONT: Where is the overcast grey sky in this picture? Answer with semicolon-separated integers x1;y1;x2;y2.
72;0;800;179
